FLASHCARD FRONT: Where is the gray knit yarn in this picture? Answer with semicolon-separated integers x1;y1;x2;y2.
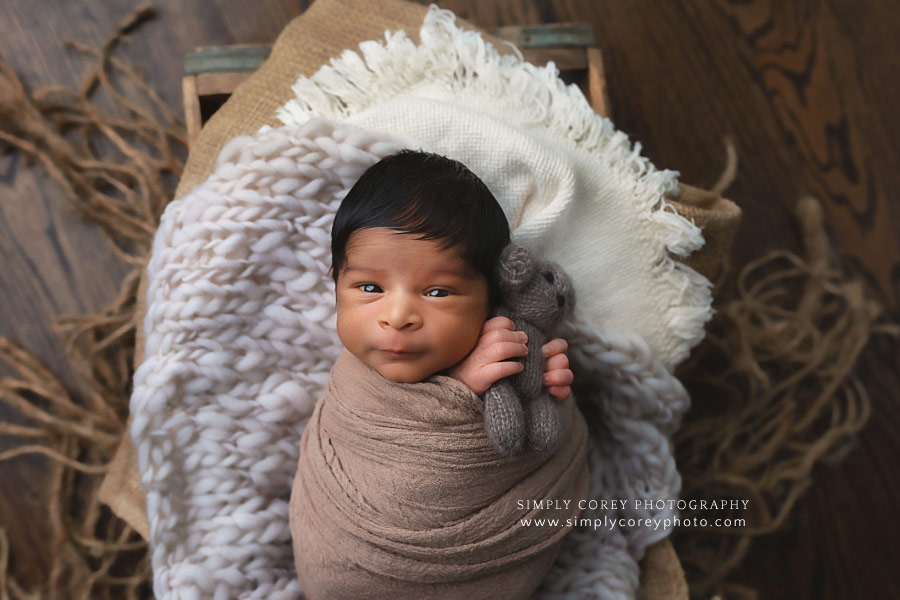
482;244;576;456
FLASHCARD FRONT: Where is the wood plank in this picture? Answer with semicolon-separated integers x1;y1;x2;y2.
587;47;609;118
182;74;202;145
518;46;587;70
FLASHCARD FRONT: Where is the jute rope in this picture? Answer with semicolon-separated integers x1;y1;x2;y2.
0;5;895;599
672;185;899;597
0;5;180;598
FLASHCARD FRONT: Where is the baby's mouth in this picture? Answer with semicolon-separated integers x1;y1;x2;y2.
379;348;420;359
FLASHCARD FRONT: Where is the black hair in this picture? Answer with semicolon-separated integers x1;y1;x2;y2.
331;150;511;307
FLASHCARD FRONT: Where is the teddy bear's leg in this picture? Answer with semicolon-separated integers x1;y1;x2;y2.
525;394;561;453
483;379;526;457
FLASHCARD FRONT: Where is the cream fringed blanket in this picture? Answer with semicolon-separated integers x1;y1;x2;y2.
132;5;707;599
290;349;589;600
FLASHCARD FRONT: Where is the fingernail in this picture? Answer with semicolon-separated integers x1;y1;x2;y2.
541;346;551;357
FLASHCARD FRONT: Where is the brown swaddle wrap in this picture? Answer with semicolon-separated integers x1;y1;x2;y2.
289;348;590;600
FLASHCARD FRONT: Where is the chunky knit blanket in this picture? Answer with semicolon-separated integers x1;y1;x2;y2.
290;348;589;599
131;6;709;599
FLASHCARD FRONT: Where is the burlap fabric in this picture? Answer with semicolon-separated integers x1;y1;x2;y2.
100;0;740;596
290;349;589;599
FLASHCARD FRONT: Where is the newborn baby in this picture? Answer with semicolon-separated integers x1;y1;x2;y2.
289;150;589;600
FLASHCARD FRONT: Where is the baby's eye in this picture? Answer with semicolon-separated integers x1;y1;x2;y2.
359;284;383;293
426;289;451;298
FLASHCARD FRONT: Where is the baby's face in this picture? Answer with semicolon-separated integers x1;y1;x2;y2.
335;228;490;383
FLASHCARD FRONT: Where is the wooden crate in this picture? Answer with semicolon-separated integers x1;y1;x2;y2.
182;24;609;147
492;23;610;118
182;43;271;143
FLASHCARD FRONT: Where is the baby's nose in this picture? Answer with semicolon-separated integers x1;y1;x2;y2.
381;297;422;330
383;316;420;330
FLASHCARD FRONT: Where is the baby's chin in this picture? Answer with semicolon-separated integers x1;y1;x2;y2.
360;353;448;384
372;362;434;384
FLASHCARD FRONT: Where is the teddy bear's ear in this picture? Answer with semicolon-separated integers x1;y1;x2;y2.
496;244;535;295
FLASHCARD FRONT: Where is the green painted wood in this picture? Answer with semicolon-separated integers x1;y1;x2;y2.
184;44;272;75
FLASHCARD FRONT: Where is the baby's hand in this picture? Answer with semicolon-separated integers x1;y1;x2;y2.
447;317;574;401
446;316;527;395
542;338;573;403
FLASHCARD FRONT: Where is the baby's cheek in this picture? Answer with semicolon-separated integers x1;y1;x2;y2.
334;308;349;347
335;304;364;353
452;322;485;362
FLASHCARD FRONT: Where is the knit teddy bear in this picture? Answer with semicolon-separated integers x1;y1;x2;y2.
482;243;576;457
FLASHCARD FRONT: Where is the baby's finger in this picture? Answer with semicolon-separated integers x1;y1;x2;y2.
545;352;569;372
482;316;515;334
541;337;568;358
481;326;527;347
543;368;573;387
481;359;525;388
548;385;571;402
484;340;528;363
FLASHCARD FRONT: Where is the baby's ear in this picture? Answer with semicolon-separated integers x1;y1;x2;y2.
496;244;535;295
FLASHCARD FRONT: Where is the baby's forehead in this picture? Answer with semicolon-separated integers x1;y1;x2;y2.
344;252;477;279
343;229;480;278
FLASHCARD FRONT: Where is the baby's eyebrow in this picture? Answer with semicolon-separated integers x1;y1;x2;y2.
426;267;473;277
343;265;476;279
343;265;380;274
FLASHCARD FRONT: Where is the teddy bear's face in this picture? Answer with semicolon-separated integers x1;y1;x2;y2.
496;245;575;332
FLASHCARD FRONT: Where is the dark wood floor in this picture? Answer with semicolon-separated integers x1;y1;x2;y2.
1;1;898;598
